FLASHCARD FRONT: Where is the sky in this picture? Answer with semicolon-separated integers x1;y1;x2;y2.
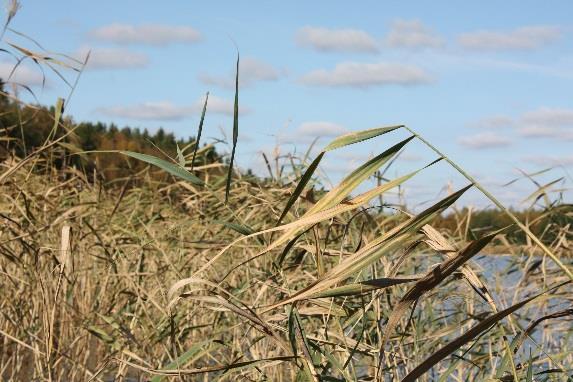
2;0;573;209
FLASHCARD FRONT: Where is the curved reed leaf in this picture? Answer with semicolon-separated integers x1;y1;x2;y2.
324;125;403;152
215;168;428;282
278;125;407;226
263;185;473;311
310;275;421;298
309;135;415;214
119;151;204;186
215;220;255;236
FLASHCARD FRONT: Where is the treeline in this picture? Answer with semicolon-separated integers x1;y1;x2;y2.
71;123;220;181
0;81;569;243
434;206;572;244
0;80;220;182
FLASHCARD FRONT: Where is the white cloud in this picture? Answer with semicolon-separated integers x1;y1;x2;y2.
77;47;149;70
194;94;251;116
458;132;511;149
400;152;423;162
525;155;573;167
296;121;347;137
96;101;192;120
90;23;201;46
295;26;379;53
385;19;443;49
465;57;573;79
199;57;283;89
468;107;573;141
429;54;573;80
458;26;561;51
320;158;370;175
468;115;514;129
300;62;432;88
518;125;562;138
333;150;423;165
337;152;372;162
0;61;45;87
518;107;573;140
278;121;348;146
95;95;249;121
522;107;573;127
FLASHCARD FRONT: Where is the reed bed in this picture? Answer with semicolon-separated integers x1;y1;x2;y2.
0;4;572;380
0;122;572;381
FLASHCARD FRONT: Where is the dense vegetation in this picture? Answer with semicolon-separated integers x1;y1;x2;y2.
1;102;572;381
1;81;568;240
0;6;572;381
0;80;221;182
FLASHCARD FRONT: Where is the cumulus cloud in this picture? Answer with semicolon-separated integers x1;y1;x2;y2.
385;19;443;49
468;115;514;129
77;47;149;70
458;26;562;51
295;26;379;53
458;132;511;149
400;152;423;162
95;95;249;121
96;101;192;120
296;121;347;137
525;155;573;166
194;94;251;116
468;107;573;141
278;121;348;145
522;107;573;127
300;62;431;88
518;107;573;140
334;150;423;165
518;126;563;138
0;61;45;87
320;158;379;175
199;57;283;89
90;23;201;46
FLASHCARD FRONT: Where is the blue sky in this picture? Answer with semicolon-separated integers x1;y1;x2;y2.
3;0;573;208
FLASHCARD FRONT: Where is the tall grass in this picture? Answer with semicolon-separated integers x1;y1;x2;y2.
1;122;572;381
0;6;572;381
